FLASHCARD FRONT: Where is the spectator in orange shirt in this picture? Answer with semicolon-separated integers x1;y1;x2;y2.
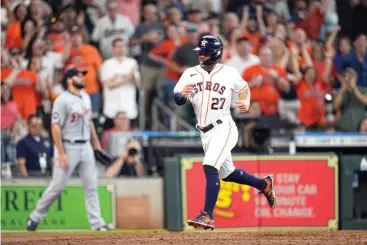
149;24;185;106
65;25;103;113
2;49;38;120
295;0;325;41
311;41;337;92
4;2;27;50
242;46;290;124
294;67;327;130
46;15;70;54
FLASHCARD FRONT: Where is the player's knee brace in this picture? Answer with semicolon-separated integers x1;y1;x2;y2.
203;165;218;174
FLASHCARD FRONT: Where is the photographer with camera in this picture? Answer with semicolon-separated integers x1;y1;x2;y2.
105;138;146;177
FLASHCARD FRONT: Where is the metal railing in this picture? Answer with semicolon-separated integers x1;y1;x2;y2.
151;98;196;131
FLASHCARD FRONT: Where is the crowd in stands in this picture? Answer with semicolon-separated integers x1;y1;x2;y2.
1;0;367;177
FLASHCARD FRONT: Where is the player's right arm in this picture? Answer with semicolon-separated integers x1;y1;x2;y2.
173;69;193;106
51;97;68;169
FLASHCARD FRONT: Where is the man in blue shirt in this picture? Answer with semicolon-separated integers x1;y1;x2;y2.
343;33;367;87
16;115;54;177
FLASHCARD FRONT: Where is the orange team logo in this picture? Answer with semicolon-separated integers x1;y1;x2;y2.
201;40;208;47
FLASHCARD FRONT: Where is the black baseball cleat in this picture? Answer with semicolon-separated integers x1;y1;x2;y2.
95;225;111;231
259;175;276;208
26;217;38;231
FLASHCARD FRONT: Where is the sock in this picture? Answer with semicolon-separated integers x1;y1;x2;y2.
203;171;220;219
223;168;266;191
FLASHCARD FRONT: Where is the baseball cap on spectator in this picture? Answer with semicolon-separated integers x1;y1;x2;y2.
61;67;88;89
187;24;198;32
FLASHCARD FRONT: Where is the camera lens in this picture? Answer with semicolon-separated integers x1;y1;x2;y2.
128;148;138;156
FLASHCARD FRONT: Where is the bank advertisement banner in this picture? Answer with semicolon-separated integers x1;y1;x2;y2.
1;185;115;230
181;155;338;230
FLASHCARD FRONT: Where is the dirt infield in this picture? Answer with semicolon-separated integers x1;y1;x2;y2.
2;231;367;245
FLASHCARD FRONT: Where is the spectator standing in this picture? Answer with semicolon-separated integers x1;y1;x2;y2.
172;25;200;69
226;37;260;75
172;24;200;123
149;24;185;107
100;38;140;129
4;1;27;50
129;4;164;60
129;4;164;129
185;6;210;34
2;48;38;120
334;36;352;85
265;0;290;23
240;5;266;54
343;33;367;87
311;42;336;92
292;0;325;41
92;0;135;59
1;83;26;166
334;68;367;132
16;115;54;177
242;46;290;126
117;0;141;27
66;25;103;113
222;12;240;39
294;67;327;131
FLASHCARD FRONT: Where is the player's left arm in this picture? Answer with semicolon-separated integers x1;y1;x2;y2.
90;120;102;150
232;67;251;113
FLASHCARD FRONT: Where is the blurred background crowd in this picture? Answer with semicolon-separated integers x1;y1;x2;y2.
1;0;367;177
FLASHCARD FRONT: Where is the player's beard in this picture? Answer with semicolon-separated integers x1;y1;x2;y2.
72;80;85;90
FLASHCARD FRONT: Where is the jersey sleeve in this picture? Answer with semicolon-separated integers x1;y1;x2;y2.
51;96;67;126
173;69;191;94
16;139;27;159
231;67;249;94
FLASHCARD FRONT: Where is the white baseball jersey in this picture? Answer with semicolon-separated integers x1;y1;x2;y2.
174;63;249;178
173;63;248;127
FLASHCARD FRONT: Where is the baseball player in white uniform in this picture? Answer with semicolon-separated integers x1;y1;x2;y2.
173;35;276;230
26;68;109;231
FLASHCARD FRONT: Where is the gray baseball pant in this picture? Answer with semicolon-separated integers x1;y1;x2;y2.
30;142;105;229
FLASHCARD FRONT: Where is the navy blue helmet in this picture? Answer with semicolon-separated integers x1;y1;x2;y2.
194;35;223;67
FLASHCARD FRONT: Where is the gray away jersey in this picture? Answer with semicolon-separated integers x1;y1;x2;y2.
51;90;92;141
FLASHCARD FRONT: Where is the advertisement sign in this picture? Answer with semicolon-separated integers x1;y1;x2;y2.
181;155;338;230
1;185;115;230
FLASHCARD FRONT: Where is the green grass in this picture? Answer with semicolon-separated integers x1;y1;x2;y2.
1;229;167;234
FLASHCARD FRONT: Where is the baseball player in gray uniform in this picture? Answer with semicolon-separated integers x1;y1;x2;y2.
26;68;109;231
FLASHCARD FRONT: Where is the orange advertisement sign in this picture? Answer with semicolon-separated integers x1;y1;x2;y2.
181;155;338;230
